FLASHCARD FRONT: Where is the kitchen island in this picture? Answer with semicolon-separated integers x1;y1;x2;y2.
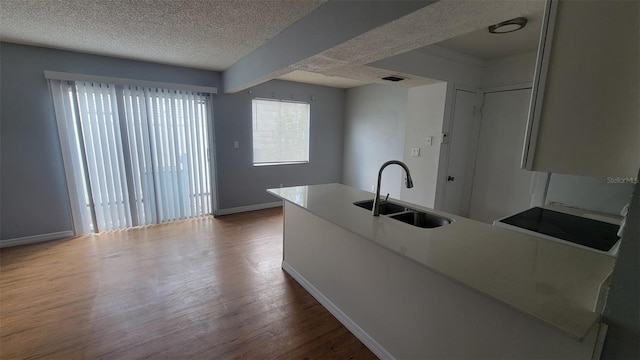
268;183;615;359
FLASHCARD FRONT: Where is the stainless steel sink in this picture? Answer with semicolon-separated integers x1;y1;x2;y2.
353;200;407;215
390;211;452;228
354;199;452;228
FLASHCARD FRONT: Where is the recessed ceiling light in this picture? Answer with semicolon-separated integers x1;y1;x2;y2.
488;17;528;34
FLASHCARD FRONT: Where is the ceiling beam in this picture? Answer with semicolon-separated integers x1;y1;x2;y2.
222;0;434;93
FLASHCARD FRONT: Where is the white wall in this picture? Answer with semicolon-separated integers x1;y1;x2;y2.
480;51;634;217
370;45;483;86
342;46;483;204
546;174;634;216
342;84;408;198
343;48;537;210
401;82;448;208
481;52;537;89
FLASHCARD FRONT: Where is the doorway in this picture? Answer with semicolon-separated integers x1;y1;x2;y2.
441;86;548;223
468;87;538;223
440;88;481;216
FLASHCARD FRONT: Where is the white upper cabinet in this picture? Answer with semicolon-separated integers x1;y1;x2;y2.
522;0;639;178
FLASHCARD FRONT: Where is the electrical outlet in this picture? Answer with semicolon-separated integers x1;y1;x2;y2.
233;140;239;149
279;183;284;188
411;147;420;157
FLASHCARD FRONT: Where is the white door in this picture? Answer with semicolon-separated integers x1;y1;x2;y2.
441;90;479;216
468;88;535;224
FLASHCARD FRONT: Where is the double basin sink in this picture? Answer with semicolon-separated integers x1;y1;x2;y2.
354;199;452;228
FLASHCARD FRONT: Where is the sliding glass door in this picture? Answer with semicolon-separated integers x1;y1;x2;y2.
51;80;214;233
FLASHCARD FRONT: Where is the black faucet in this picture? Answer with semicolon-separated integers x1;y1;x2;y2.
373;160;414;216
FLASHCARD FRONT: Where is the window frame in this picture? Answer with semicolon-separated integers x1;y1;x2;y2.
251;97;311;167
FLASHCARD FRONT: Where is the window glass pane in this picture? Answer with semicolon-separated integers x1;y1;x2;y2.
252;99;310;164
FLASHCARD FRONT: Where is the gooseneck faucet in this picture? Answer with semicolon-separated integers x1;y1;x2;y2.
373;160;414;216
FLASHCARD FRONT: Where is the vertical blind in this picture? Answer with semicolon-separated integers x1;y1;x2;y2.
56;80;212;233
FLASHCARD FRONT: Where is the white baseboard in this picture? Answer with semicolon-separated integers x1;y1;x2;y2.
215;201;282;216
282;261;395;360
0;230;75;248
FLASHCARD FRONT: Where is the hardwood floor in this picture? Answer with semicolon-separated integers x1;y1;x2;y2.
0;208;377;359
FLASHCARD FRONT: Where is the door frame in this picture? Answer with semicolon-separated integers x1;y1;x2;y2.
434;84;482;213
479;83;550;209
436;82;550;216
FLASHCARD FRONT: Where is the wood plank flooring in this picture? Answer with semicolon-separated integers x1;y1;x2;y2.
0;208;377;359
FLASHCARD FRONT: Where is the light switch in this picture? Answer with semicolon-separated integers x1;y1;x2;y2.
411;147;420;157
233;141;239;149
426;136;433;146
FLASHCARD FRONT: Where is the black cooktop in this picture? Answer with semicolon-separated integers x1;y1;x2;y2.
499;207;620;252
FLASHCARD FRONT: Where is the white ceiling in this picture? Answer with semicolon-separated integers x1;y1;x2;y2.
0;0;324;71
275;0;545;89
1;0;546;89
277;70;369;89
435;8;544;60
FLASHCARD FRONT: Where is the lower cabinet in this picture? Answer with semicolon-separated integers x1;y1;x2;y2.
282;201;602;359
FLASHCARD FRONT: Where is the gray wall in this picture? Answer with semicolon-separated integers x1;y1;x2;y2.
545;174;634;216
400;83;447;208
0;42;344;240
215;80;344;209
0;42;220;240
602;169;639;359
342;84;407;199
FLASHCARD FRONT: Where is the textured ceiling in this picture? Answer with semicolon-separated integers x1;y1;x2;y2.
275;0;546;89
277;70;368;89
301;0;543;68
0;0;325;71
1;0;546;89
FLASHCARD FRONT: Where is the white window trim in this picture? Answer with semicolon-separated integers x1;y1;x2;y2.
253;161;309;167
44;71;217;94
253;97;308;104
251;97;311;166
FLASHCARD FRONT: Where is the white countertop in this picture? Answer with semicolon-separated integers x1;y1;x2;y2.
268;183;615;340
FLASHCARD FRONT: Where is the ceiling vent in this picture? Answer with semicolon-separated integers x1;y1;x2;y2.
382;76;405;82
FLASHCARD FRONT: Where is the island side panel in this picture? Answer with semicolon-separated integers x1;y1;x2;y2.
281;201;598;359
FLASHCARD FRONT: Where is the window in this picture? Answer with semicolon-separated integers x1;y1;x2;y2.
51;79;213;233
252;98;310;165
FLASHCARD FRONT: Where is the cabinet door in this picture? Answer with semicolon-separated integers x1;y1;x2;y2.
522;0;639;178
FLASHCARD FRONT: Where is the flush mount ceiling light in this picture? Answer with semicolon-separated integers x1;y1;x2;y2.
488;17;528;34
